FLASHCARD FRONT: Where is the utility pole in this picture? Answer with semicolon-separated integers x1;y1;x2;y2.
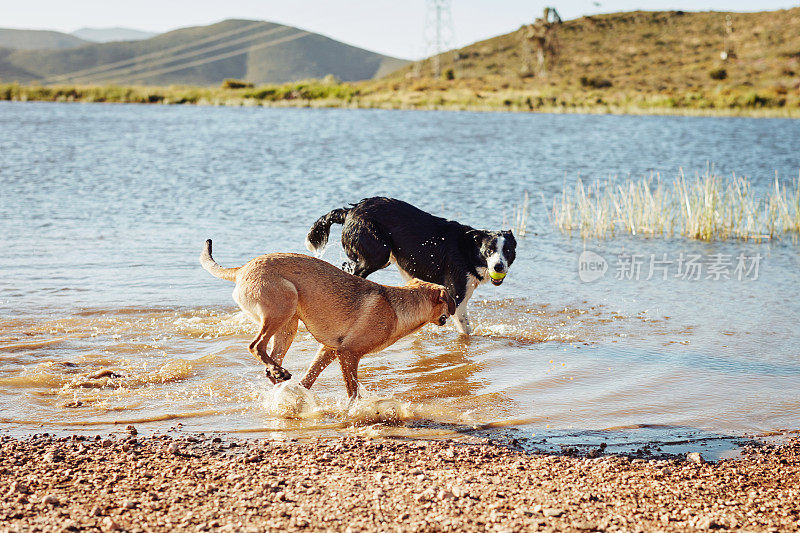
424;0;454;78
721;15;736;60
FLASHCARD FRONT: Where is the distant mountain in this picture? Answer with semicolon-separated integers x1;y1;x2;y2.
0;28;88;50
71;27;157;43
0;19;409;85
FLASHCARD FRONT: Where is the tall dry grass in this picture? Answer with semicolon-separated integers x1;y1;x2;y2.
513;190;530;237
552;170;800;241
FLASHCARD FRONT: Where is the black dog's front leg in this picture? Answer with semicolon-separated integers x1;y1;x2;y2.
445;276;475;335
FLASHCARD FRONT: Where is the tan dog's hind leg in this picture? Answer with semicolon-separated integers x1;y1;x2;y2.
269;317;299;368
249;320;292;383
299;345;337;390
237;279;298;383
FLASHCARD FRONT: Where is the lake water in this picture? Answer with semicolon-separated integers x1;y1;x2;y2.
1;102;799;456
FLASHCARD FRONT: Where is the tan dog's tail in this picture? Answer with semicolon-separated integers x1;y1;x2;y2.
200;239;238;282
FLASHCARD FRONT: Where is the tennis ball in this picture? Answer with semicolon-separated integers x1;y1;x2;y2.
489;271;507;280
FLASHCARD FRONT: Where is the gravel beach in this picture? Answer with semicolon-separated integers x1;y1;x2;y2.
2;432;799;532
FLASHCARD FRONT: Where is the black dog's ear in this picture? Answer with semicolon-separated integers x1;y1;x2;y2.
503;230;517;243
465;229;486;245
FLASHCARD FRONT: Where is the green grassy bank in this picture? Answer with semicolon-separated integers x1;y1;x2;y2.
1;79;798;117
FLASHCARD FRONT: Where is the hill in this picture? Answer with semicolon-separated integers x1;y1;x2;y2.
0;29;88;50
2;9;797;115
71;27;157;43
377;8;800;110
0;19;408;85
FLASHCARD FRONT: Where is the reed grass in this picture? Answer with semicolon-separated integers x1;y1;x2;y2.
513;190;530;237
553;171;800;241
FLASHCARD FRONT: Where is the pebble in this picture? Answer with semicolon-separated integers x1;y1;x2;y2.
91;505;103;516
168;443;180;455
43;450;62;463
8;481;29;494
543;508;564;517
101;439;112;448
687;452;706;464
41;494;60;506
450;485;467;498
415;488;436;502
122;499;136;509
126;425;138;436
695;516;721;529
437;489;455;500
103;516;121;531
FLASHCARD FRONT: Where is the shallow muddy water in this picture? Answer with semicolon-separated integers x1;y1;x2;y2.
1;102;799;453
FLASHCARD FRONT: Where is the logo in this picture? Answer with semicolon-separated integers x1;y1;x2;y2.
578;250;608;283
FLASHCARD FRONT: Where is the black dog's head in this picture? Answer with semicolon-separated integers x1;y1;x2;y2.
470;230;517;286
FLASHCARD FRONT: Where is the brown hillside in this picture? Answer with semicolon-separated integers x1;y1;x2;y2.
385;8;800;108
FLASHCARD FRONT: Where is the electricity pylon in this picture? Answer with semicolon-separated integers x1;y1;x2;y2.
424;0;454;78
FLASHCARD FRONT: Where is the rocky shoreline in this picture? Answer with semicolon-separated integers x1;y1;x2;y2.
2;432;799;532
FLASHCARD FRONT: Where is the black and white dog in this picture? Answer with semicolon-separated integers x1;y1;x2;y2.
305;197;516;335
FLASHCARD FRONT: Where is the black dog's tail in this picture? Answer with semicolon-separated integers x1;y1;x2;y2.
305;207;350;254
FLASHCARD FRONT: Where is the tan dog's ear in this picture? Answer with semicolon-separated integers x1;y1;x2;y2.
439;288;456;315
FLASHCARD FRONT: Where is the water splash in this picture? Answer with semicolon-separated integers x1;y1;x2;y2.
345;384;417;424
262;381;324;419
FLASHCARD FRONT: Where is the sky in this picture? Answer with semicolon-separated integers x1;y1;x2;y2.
3;0;797;59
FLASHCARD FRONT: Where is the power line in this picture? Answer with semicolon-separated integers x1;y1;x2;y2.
105;31;311;84
45;20;269;83
77;26;295;84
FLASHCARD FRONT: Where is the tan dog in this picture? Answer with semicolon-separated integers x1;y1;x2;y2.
200;240;456;398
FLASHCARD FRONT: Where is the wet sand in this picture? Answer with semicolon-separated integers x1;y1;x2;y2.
2;432;799;532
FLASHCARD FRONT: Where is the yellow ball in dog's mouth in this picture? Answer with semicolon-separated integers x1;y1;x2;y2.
489;271;507;280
